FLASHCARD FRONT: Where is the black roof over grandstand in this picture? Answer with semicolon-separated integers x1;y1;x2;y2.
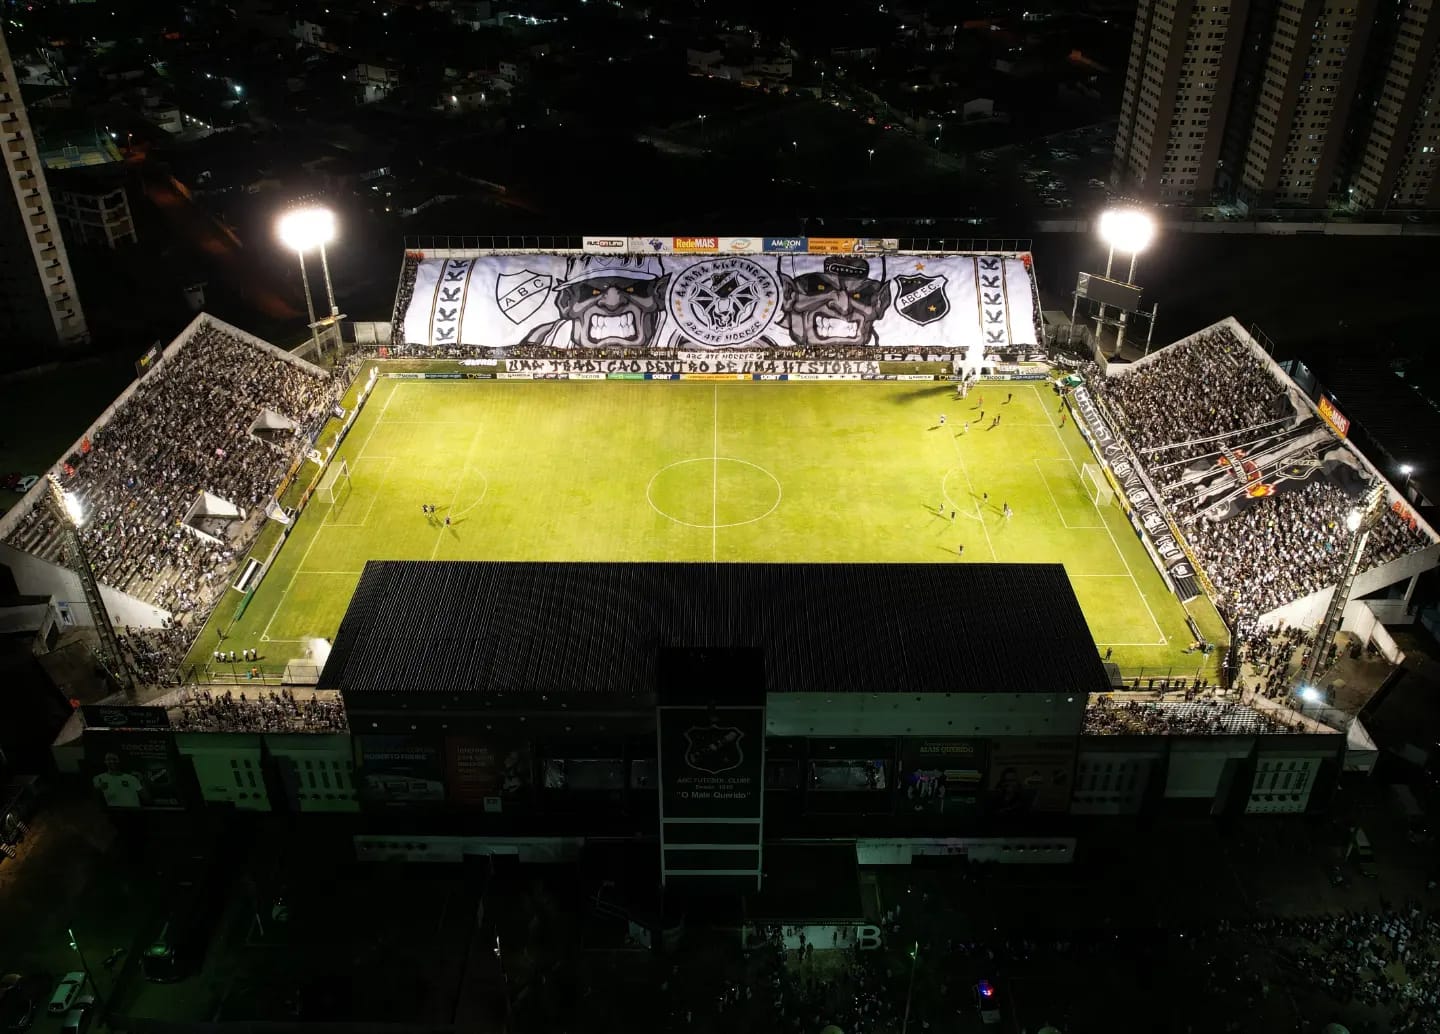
324;561;1107;699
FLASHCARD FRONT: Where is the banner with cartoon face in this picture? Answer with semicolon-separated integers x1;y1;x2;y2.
401;252;1039;352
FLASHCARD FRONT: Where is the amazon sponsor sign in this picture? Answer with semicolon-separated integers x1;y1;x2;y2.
1070;387;1202;601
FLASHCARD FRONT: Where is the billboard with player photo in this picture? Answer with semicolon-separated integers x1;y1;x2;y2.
899;737;987;816
985;738;1076;816
444;736;532;811
401;252;1039;353
84;729;189;810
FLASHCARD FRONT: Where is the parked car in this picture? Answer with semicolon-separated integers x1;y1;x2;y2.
47;974;84;1015
59;994;94;1034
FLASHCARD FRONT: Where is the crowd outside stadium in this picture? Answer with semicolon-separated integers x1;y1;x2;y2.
167;688;348;733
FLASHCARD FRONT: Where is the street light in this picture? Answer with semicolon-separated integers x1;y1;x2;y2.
276;206;342;357
67;927;107;1012
867;147;875;164
1094;207;1156;354
1400;463;1415;497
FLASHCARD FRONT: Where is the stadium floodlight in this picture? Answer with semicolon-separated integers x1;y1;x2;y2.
1098;208;1156;261
60;488;85;527
277;206;342;356
1401;463;1415;475
277;207;336;253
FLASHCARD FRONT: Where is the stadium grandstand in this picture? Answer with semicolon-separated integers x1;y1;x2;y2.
1085;319;1436;636
0;314;345;684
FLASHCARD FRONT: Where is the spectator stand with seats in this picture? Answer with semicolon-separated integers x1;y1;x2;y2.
0;313;347;688
1068;317;1439;726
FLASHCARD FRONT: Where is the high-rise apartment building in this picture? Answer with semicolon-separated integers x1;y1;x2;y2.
1234;0;1375;207
1113;0;1254;204
1349;0;1440;208
0;24;87;351
1115;0;1440;209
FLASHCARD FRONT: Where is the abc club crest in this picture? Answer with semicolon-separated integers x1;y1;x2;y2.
894;274;950;326
495;269;553;325
683;724;745;775
668;257;779;348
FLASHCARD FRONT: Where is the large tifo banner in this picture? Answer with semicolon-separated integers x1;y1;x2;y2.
401;251;1039;353
1070;386;1203;602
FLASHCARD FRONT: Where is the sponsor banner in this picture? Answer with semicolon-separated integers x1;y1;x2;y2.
718;236;762;254
628;236;673;253
607;372;647;380
402;253;1040;351
900;737;987;816
682;373;751;381
385;372;428;379
84;729;187;810
763;236;808;253
857;237;900;253
895;374;938;381
497;371;534;380
465;372;494;380
83;705;170;730
1318;394;1350;438
134;341;162;379
791;373;863;380
756;374;787;380
647;373;682;380
659;705;765;820
355;735;446;807
507;358;880;376
862;373;898;380
569;371;607;380
985;372;1049;381
808;237;859;253
987;738;1076;815
582;236;629;254
1070;387;1202;601
674;236;720;253
444;737;532;811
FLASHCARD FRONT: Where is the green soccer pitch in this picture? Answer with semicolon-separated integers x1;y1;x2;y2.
186;377;1228;679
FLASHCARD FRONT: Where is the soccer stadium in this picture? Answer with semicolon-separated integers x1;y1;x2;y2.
5;233;1437;867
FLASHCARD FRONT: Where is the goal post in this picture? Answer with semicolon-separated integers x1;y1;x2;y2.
1080;462;1114;508
316;459;350;505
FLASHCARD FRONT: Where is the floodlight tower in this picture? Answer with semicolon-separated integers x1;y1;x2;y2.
1093;208;1155;354
1299;484;1387;692
46;476;133;694
277;206;344;357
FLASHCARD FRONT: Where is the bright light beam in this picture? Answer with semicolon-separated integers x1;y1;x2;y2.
276;207;336;253
1098;208;1156;255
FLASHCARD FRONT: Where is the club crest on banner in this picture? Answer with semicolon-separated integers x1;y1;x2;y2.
894;274;949;325
496;270;553;325
669;257;780;348
684;724;745;775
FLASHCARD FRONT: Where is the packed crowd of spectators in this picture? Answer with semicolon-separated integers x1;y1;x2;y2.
1240;624;1326;700
3;323;335;654
1179;480;1429;626
1083;694;1299;735
168;688;348;733
118;622;191;687
1087;324;1432;626
1096;323;1293;478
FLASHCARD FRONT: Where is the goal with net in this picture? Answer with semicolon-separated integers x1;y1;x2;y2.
315;459;351;505
1080;463;1114;507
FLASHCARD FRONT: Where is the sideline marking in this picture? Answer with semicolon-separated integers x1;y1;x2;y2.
1033;458;1103;530
1038;384;1166;645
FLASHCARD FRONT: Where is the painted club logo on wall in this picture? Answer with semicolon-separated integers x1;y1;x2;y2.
684;724;745;775
895;272;949;325
669;257;780;348
496;270;553;324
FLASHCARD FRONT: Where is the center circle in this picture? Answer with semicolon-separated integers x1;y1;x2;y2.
647;458;782;529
